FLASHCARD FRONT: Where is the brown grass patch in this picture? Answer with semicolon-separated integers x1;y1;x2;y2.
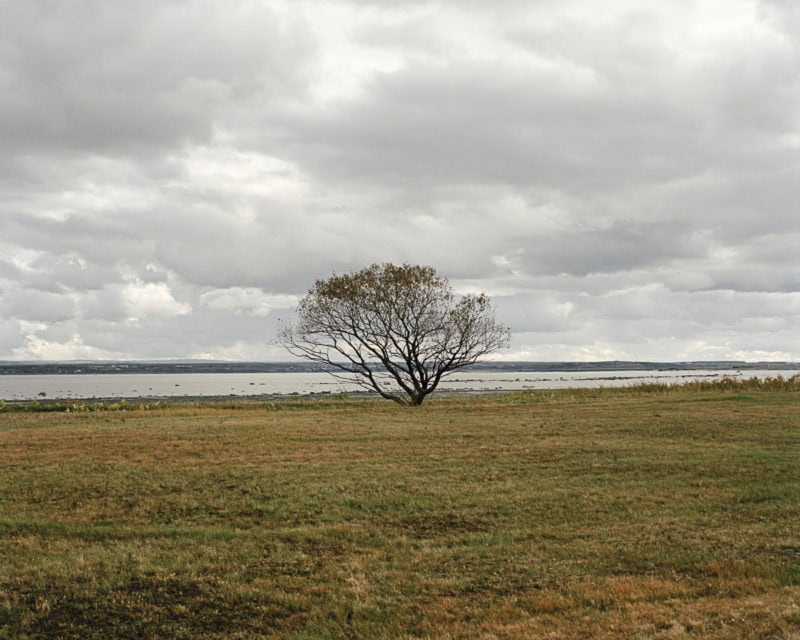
1;389;798;638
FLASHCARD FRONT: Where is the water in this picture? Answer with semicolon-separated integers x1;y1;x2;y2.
1;369;796;401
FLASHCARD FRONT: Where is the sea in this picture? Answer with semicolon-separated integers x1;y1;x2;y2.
1;363;797;401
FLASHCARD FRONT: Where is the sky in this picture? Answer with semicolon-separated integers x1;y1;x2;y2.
0;0;798;362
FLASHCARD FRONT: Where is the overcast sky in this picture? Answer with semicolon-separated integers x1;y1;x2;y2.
1;0;798;362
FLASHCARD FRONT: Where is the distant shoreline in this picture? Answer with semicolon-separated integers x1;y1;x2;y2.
1;360;797;376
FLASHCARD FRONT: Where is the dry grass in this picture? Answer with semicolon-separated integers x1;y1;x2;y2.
1;385;799;638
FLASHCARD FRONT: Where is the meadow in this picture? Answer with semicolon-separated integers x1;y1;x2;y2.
1;379;799;638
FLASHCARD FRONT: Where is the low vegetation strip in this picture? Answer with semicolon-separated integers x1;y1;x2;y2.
1;384;799;638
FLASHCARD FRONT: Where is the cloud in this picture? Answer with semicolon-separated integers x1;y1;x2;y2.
199;288;298;317
120;281;192;319
0;0;315;158
0;0;797;361
12;331;118;361
0;289;75;323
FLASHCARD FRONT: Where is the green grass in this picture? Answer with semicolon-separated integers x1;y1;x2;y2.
1;383;799;638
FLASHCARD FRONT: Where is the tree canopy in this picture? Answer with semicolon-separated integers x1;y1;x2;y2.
280;263;509;405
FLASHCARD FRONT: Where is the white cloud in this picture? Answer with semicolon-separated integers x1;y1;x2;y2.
198;287;298;316
174;144;308;204
11;320;120;360
121;281;192;319
12;330;119;361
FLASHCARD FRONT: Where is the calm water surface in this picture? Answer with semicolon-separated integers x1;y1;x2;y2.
1;369;797;401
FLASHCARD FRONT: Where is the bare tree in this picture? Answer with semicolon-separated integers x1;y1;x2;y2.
280;263;510;405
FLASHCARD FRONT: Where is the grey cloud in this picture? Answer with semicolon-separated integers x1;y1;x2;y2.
77;287;131;323
591;287;800;325
0;259;22;282
0;319;23;355
0;0;797;361
0;289;75;323
51;308;284;360
506;223;703;277
26;254;119;293
0;1;314;159
269;17;798;196
3;213;157;272
494;292;580;333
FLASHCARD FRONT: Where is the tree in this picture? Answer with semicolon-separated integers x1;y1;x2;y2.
280;263;509;405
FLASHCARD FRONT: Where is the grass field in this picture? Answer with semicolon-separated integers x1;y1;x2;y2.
1;382;799;639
